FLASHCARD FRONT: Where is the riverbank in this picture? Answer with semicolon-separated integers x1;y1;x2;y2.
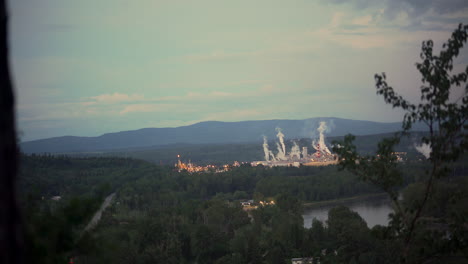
303;192;389;209
302;193;393;228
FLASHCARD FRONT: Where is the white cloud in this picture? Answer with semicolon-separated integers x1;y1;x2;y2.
186;91;234;99
311;10;454;49
119;104;164;114
90;92;144;103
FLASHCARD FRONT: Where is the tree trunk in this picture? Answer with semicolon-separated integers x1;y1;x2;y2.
0;1;22;263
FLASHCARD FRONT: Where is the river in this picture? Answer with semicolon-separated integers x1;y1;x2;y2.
302;195;393;228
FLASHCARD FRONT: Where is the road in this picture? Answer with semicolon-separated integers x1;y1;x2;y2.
83;192;116;234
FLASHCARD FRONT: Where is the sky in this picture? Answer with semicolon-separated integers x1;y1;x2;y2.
9;0;468;141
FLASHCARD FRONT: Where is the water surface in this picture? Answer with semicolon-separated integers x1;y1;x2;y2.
303;196;393;228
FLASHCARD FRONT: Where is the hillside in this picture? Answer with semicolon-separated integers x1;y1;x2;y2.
71;132;428;165
20;117;427;153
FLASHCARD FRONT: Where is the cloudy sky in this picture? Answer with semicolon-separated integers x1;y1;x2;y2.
9;0;468;141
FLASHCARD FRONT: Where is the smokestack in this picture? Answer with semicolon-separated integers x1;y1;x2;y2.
263;136;270;161
302;147;308;158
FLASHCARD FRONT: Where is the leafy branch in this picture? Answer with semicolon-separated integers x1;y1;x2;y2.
332;23;468;262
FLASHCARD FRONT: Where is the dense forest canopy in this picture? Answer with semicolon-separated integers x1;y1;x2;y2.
18;152;467;263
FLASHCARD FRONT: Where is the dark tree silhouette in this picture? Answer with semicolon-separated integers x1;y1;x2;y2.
0;1;22;263
333;24;468;263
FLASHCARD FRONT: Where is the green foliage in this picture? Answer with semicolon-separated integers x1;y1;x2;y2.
276;193;303;215
21;135;467;262
19;155;156;263
254;166;381;201
23;194;103;263
333;24;468;263
233;190;249;200
327;206;372;260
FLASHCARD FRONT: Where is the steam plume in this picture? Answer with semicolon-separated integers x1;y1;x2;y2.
269;150;277;161
415;143;431;159
263;136;270;161
290;141;301;159
314;121;332;154
276;142;286;160
312;139;319;150
276;127;286;156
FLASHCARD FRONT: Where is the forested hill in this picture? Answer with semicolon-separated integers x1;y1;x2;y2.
93;132;429;166
20;117;427;153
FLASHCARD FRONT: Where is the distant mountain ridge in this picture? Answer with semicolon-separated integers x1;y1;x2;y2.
20;117;427;153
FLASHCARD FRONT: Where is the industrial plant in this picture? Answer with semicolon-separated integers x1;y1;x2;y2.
175;155;241;173
251;121;338;167
174;121;338;172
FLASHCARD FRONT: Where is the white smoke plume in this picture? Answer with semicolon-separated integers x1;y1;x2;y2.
269;150;277;161
263;136;270;161
314;121;332;154
276;127;286;156
276;142;287;160
317;121;327;134
312;140;319;151
415;143;431;159
326;119;335;133
290;141;301;159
